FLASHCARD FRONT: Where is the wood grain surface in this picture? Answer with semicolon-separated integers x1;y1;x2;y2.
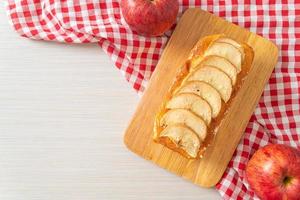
124;8;278;187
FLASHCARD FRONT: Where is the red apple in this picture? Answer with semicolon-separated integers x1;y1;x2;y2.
120;0;179;36
246;144;300;200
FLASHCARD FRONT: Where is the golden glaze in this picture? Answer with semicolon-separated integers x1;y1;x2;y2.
154;34;254;159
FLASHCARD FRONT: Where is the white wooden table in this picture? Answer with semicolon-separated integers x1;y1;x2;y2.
0;6;220;200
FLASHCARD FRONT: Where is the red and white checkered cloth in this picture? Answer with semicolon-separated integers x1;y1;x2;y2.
5;0;300;199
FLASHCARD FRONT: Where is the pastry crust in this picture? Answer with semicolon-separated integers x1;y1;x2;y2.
154;34;254;159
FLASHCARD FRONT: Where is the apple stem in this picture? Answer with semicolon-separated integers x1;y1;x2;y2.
283;176;292;186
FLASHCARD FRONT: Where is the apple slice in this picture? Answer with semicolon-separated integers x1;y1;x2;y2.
196;55;237;85
159;125;201;158
187;66;233;102
204;42;243;72
216;37;245;59
166;93;212;125
177;81;221;118
160;109;207;141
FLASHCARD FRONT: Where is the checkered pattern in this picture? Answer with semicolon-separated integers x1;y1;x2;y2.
5;0;300;199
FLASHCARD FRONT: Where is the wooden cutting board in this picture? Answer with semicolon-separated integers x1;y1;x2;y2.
123;8;278;187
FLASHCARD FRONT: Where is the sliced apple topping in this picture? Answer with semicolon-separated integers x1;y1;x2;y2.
159;125;201;158
196;55;237;85
154;35;248;159
178;81;221;118
160;109;207;141
204;42;243;72
166;93;212;125
216;37;245;60
187;66;233;102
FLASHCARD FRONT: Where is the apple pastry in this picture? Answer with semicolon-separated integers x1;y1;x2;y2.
153;34;254;159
